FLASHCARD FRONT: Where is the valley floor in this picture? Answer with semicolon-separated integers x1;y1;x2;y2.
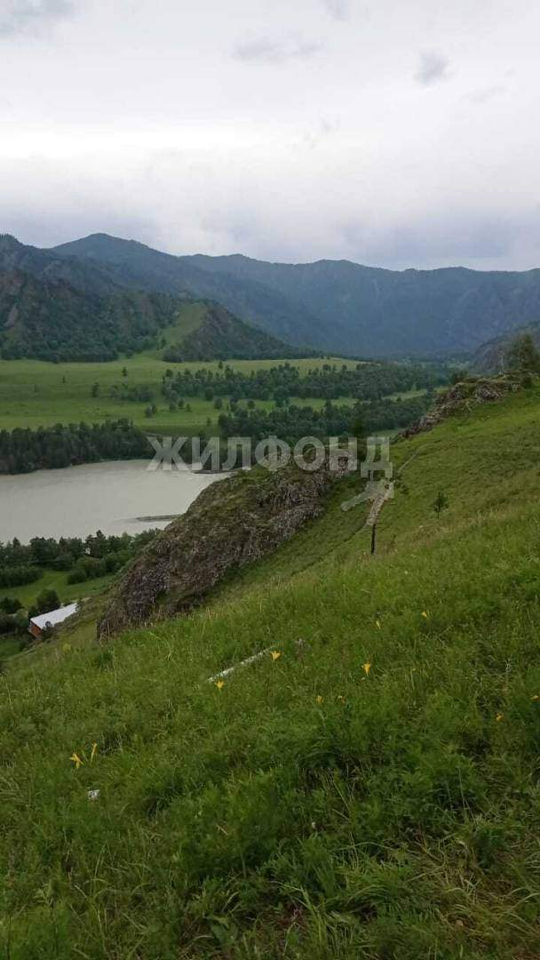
0;355;359;435
2;385;540;957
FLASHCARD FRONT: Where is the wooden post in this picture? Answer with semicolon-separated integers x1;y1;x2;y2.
371;523;377;555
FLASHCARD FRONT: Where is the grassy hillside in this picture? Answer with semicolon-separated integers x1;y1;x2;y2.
2;567;112;611
3;386;540;957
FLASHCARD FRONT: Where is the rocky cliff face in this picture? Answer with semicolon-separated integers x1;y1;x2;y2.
98;462;341;638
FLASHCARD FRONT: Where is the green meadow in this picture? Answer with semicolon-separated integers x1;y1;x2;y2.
3;567;112;610
2;384;540;956
0;355;358;435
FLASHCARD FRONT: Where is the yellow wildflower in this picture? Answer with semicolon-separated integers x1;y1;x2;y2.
421;611;429;619
90;742;98;763
496;713;504;722
363;662;371;676
375;620;381;630
216;680;225;691
316;695;324;705
271;651;282;662
70;753;83;770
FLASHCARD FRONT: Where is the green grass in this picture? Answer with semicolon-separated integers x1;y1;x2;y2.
0;633;22;660
1;567;114;611
3;386;540;956
143;301;212;358
0;355;357;435
385;387;429;401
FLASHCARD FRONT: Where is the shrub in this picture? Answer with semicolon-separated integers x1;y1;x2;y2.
68;556;107;584
0;597;22;614
36;589;61;615
0;614;16;635
0;566;42;588
52;553;75;571
67;565;87;585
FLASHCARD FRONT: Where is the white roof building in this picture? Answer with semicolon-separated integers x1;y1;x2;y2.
29;603;79;634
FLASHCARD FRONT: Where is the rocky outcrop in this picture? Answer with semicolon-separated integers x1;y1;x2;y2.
401;377;522;439
98;461;341;637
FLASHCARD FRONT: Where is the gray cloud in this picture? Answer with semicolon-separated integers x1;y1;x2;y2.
233;34;322;63
322;0;351;20
0;0;75;38
468;84;507;104
415;50;451;86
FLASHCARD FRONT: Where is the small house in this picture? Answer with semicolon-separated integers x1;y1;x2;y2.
28;603;79;639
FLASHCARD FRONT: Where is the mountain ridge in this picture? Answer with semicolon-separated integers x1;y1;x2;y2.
54;233;540;277
52;234;328;350
4;231;540;357
52;233;540;356
0;262;302;362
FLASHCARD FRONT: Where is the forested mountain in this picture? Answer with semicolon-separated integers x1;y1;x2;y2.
4;231;540;358
53;233;540;357
0;258;301;362
0;233;120;296
163;301;309;362
53;233;325;349
0;269;184;361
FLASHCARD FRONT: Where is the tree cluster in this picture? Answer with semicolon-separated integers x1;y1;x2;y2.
506;334;540;376
0;278;181;362
161;361;446;406
217;395;431;447
0;419;151;474
0;529;158;638
0;529;156;581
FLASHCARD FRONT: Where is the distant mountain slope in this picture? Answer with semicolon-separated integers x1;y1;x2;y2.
170;254;540;357
0;233;121;296
53;234;326;350
52;233;540;357
163;301;310;362
472;322;540;373
0;265;304;363
0;269;185;361
6;231;540;357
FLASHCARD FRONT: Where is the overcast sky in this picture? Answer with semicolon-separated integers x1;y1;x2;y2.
0;0;539;270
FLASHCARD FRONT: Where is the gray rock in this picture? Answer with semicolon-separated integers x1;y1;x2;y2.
400;377;521;439
98;460;341;638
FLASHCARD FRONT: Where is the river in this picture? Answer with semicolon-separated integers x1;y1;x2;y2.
0;460;226;542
